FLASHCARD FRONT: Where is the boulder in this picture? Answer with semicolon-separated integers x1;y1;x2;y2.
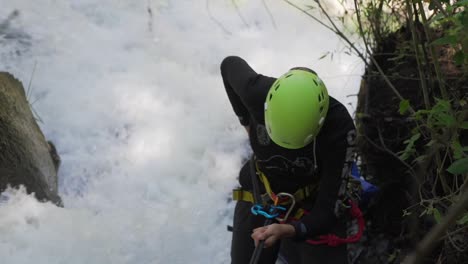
0;72;61;205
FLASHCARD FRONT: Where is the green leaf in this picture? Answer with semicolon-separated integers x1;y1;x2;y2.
434;98;451;109
389;53;406;62
435;113;457;127
433;208;442;224
432;35;458;46
356;113;371;119
404;133;421;145
457;213;468;225
447;157;468;174
388;252;398;262
431;12;446;22
426;139;438;147
414;109;430;121
399;133;421;161
414;155;428;164
436;113;457;127
399;99;411;115
451;139;464;159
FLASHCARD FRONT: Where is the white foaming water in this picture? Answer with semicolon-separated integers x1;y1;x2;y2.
0;1;363;263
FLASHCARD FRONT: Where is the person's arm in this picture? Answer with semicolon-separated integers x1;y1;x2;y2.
292;104;356;239
220;56;260;127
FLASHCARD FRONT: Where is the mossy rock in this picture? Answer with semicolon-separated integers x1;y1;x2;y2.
0;72;61;205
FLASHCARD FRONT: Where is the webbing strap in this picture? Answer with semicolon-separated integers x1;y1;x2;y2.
232;160;318;206
232;186;316;206
232;189;269;204
256;162;318;204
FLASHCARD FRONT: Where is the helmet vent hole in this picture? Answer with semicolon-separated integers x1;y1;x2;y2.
313;80;318;86
318;94;321;102
274;84;281;91
269;94;273;101
285;74;293;78
320;106;324;113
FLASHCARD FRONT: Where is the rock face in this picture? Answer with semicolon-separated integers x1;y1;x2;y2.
0;72;61;205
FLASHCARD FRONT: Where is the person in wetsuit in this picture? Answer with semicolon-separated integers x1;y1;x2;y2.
221;56;356;264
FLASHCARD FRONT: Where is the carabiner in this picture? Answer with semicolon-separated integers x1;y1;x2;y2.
251;204;286;219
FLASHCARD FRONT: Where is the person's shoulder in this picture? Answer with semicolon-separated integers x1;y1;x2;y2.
327;96;351;119
324;96;355;128
220;56;246;69
221;55;243;63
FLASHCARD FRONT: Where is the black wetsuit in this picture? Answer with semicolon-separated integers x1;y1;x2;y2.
221;56;356;264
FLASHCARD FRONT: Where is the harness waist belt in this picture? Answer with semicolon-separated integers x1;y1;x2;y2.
232;184;317;205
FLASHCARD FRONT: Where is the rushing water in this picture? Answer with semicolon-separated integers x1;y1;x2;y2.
0;1;362;263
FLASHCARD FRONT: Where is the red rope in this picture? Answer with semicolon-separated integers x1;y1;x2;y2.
305;200;364;246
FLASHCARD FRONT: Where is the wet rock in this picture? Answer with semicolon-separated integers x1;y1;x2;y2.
0;72;62;205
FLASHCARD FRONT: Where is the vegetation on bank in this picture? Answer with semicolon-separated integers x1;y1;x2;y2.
283;0;467;263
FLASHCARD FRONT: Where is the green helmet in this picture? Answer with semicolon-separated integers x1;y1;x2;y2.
264;68;329;149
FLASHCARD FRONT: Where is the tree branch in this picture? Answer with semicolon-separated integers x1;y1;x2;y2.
262;0;277;29
283;0;414;113
403;182;468;264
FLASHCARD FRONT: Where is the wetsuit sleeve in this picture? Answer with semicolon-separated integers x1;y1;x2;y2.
220;56;260;126
296;105;355;238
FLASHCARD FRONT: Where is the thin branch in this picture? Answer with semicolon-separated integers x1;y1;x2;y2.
262;0;277;29
147;0;153;34
437;148;452;193
354;0;370;59
441;225;468;240
361;131;418;181
30;93;45;106
432;0;449;18
376;125;419;180
446;229;468;252
206;0;232;35
319;0;412;111
282;0;334;31
283;0;413;113
231;0;249;28
416;1;448;99
404;0;431;110
26;61;37;100
30;105;43;124
403;182;468;264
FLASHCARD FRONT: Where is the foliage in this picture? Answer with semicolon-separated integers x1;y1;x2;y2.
353;0;467;262
284;0;468;262
430;0;468;65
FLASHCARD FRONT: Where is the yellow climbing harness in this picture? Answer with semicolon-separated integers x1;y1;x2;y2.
232;161;318;219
